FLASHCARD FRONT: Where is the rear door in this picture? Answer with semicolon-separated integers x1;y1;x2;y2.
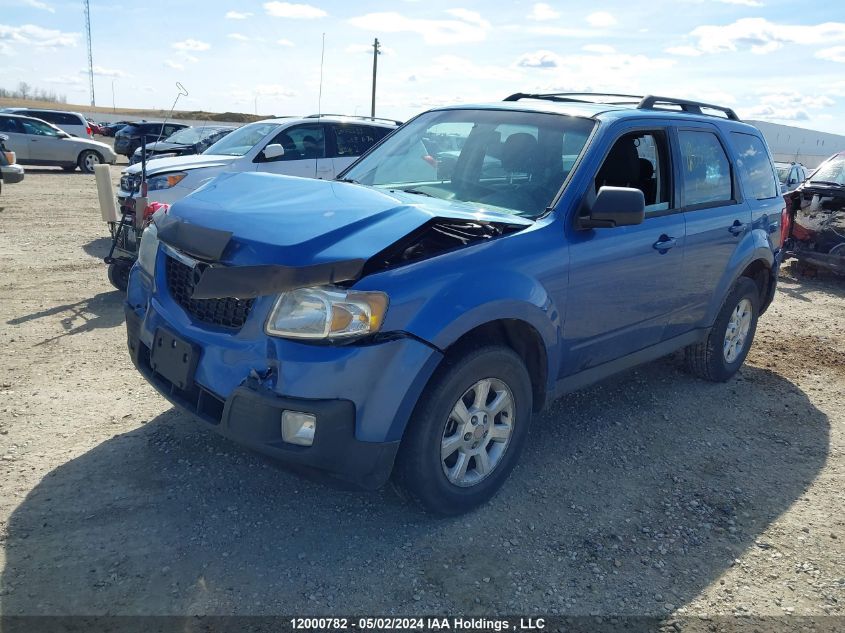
667;125;751;335
0;116;29;159
255;123;326;178
329;123;389;176
563;123;687;373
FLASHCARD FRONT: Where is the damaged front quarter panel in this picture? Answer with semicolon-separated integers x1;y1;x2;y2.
785;183;845;275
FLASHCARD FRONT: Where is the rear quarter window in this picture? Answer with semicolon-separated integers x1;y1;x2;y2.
728;132;778;200
333;124;387;157
678;130;733;207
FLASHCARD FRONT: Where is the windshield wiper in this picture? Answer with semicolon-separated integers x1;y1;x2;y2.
398;188;436;198
336;177;359;184
809;180;843;187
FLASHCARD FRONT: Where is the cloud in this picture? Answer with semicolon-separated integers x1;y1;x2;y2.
817;45;845;63
225;11;252;19
582;44;616;54
255;84;297;97
741;92;835;121
21;0;55;13
348;9;490;45
516;50;561;68
586;12;617;28
227;33;249;41
527;3;559;21
43;74;84;86
0;23;79;49
89;65;128;78
743;104;810;121
665;45;703;57
164;60;184;70
263;2;327;19
277;38;295;46
172;38;210;51
681;18;845;55
683;0;764;5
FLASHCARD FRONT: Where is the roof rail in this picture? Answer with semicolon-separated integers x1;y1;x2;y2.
637;95;740;121
304;113;403;125
503;92;740;121
504;92;643;105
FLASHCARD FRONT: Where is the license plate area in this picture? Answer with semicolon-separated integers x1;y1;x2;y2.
150;329;199;391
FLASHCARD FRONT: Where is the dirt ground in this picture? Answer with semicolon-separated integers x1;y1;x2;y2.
0;165;842;619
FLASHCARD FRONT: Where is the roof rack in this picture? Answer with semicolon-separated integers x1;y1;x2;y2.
304;113;403;125
503;92;740;121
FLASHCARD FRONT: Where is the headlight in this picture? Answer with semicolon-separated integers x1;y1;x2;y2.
265;286;388;340
137;221;160;276
147;172;187;190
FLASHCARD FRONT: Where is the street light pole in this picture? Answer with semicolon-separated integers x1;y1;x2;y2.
371;37;380;118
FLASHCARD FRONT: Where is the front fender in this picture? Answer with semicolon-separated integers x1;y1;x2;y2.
705;228;775;325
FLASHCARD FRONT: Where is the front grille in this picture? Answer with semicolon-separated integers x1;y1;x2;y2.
165;256;254;330
120;173;141;193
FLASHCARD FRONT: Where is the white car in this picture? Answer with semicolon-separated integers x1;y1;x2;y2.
117;115;398;205
2;107;92;138
0;113;117;173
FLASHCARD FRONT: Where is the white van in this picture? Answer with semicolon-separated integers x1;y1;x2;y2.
2;108;92;138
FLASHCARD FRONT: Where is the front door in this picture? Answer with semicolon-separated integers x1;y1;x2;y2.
562;125;686;375
257;123;330;179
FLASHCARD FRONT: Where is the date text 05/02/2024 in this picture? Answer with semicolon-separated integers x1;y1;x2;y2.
289;617;547;631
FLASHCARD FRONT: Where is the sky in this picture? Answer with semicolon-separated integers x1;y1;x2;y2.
2;0;845;134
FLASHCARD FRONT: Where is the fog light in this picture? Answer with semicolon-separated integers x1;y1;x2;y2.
281;410;316;446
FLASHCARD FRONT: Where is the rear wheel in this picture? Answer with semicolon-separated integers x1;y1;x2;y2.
684;277;759;382
394;346;532;515
78;150;102;174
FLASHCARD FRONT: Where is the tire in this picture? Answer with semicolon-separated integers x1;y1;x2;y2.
394;345;533;515
684;277;759;382
78;150;102;174
107;262;130;292
61;165;77;172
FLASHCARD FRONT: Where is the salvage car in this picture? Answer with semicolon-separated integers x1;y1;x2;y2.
114;121;190;158
0;133;25;194
783;151;845;275
775;161;808;193
117;115;397;205
129;125;235;164
0;112;116;173
124;94;782;514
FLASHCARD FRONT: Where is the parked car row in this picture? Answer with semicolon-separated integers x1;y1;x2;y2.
0;112;116;173
119;93;787;514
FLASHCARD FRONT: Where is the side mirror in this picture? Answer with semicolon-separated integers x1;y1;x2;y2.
59;132;71;139
578;186;645;229
788;178;797;186
262;144;285;160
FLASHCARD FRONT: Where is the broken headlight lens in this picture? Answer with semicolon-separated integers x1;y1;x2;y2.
265;287;388;340
137;221;159;277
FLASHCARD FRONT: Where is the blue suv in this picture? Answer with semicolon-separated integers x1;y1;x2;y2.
124;93;783;514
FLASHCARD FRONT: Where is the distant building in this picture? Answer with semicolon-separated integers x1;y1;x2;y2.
749;120;845;168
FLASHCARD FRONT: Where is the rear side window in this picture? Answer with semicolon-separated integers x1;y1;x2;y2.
0;116;22;133
29;111;80;126
332;124;385;157
729;132;778;200
678;130;733;207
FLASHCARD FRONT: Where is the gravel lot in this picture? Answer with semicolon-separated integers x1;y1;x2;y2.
0;165;842;618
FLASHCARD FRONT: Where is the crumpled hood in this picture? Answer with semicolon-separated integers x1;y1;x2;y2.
166;171;532;268
135;141;191;154
123;153;237;176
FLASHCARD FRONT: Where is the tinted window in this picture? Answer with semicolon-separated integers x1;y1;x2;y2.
678;130;733;207
333;124;385;157
0;116;22;134
729;132;778;200
269;124;325;161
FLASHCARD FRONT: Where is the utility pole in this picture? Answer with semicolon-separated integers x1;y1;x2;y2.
111;80;116;112
371;38;380;118
83;0;95;106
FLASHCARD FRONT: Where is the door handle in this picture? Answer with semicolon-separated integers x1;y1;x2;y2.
653;235;677;253
729;221;746;236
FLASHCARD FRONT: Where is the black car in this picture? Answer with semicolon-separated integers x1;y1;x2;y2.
129;125;235;164
113;121;189;157
99;121;132;137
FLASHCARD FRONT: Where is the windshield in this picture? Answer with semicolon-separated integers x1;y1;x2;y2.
809;155;845;186
203;121;281;156
342;108;594;218
775;165;790;183
165;127;226;145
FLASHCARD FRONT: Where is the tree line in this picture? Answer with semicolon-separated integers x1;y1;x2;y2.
0;82;68;104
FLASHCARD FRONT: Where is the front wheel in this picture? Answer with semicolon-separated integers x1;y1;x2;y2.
107;262;130;292
78;150;102;174
684;277;760;382
394;346;533;515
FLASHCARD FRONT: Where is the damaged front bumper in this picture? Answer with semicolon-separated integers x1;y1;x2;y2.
124;269;442;488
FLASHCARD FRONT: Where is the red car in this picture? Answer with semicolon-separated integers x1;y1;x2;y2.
783;150;845;275
87;120;103;136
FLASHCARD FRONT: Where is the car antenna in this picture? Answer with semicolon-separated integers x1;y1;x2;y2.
316;32;325;178
155;81;188;146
